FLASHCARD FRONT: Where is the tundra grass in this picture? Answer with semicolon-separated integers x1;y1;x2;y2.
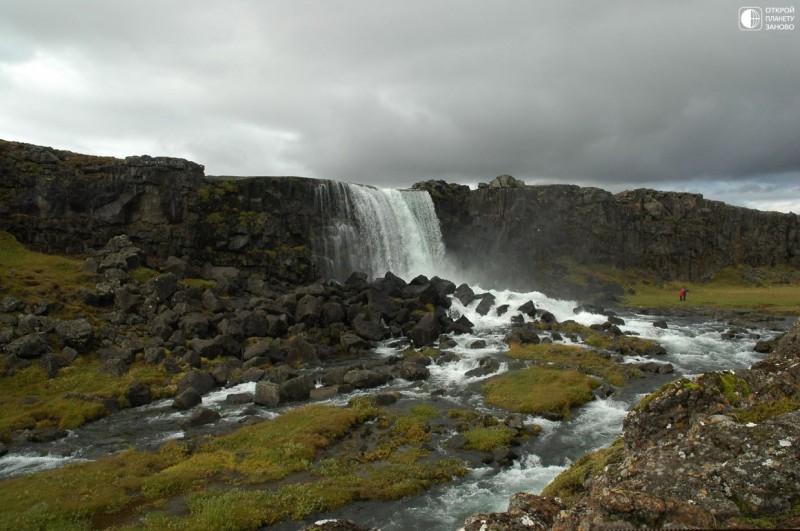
0;400;467;530
0;230;93;316
541;436;625;506
463;425;516;451
482;367;600;419
506;342;642;386
0;357;177;441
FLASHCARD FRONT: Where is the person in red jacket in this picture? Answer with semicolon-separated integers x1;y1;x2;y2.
679;288;687;301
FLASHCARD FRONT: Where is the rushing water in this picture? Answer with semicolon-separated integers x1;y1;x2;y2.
0;184;790;529
0;286;783;530
313;182;446;281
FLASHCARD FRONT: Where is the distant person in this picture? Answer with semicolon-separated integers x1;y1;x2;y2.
679;288;687;301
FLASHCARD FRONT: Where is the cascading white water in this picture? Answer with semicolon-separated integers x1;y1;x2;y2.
314;181;445;281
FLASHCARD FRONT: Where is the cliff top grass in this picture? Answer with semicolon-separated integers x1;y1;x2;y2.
482;366;600;419
0;230;94;317
506;342;642;387
0;400;467;530
0;357;178;441
565;260;800;314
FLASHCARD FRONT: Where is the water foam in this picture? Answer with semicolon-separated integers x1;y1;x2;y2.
314;182;445;281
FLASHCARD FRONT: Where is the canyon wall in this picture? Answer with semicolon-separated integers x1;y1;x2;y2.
415;177;800;293
2;140;799;295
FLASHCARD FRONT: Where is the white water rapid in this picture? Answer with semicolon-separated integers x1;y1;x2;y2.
314;182;446;281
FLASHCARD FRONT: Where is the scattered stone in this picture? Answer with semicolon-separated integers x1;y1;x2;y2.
172;389;202;410
179;406;221;428
253;381;281;407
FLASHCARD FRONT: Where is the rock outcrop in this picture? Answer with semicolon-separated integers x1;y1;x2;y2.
0;139;324;285
414;178;800;295
3;140;799;298
461;317;800;530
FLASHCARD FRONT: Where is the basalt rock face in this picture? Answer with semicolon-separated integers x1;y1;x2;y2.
414;179;800;294
0;140;323;284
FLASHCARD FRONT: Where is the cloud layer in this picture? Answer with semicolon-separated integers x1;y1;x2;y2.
2;1;799;211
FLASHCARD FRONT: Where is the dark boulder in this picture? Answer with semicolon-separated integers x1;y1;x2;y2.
517;300;537;317
352;314;389;342
295;294;322;327
172;388;202;410
455;283;476;306
143;273;178;304
177;369;216;396
343;369;389;389
126;381;152;407
54;318;94;353
408;312;441;347
400;361;430;381
179;406;221;428
179;312;210;339
280;375;316;401
5;333;49;359
321;302;346;326
265;314;289;338
253;381;281;407
475;293;496;316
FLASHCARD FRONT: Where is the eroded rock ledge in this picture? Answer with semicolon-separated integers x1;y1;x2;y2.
461;317;800;530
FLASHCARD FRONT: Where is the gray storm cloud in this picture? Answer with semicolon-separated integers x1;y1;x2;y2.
1;1;798;210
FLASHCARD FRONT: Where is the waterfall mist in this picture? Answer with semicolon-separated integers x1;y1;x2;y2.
313;182;449;282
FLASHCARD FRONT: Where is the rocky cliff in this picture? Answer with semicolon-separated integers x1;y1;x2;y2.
461;317;800;530
2;140;799;294
0;140;325;285
415;178;800;294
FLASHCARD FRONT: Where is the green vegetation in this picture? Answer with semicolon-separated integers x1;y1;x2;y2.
560;260;800;314
129;266;160;285
717;372;750;406
541;437;626;506
482;367;600;419
633;378;698;412
506;343;642;387
203;212;225;225
553;321;663;357
0;230;93;316
734;397;800;424
463;425;515;452
0;358;177;441
0;401;466;529
179;278;217;290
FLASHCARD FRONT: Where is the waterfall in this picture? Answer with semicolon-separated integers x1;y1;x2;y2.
314;181;445;281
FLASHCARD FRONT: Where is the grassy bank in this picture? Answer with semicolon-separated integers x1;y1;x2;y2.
564;261;800;314
0;399;467;529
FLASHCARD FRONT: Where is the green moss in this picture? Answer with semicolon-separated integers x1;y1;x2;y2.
409;404;439;419
463;426;515;452
718;372;750;405
506;342;642;387
0;230;94;317
446;409;478;421
541;437;625;506
0;358;177;440
179;278;217;290
204;212;225;225
482;367;600;419
129;267;160;285
734;397;800;424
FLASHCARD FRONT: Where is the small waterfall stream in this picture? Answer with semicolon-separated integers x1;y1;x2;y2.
313;182;445;281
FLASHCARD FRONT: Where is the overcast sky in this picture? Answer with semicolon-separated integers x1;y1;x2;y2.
2;1;799;212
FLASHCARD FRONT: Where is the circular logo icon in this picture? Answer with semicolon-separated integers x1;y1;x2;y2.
740;8;762;29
